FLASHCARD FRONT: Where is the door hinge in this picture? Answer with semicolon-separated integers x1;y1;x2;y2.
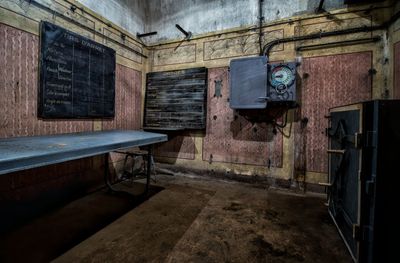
365;178;375;195
353;224;361;240
355;132;362;149
327;149;345;154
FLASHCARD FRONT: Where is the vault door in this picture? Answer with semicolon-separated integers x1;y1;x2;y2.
328;106;362;262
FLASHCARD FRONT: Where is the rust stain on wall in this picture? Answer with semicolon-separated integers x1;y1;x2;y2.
394;41;400;99
202;68;283;167
154;132;196;160
298;52;372;173
102;64;142;130
0;23;92;138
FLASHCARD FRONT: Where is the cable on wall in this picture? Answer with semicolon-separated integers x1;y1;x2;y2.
262;9;400;57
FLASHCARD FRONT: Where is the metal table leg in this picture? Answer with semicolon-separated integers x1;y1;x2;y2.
145;145;153;196
105;149;152;196
104;152;116;192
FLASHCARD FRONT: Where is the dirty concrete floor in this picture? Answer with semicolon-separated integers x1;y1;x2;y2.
1;173;352;263
56;173;351;263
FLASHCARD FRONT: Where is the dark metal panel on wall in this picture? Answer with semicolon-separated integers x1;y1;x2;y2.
144;68;207;130
0;23;93;139
298;52;372;173
202;68;283;167
394;41;400;99
38;21;116;119
102;65;142;130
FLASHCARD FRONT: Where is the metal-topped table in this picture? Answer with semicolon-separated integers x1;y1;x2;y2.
0;130;168;194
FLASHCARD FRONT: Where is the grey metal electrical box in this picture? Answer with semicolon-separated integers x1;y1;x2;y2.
229;56;268;109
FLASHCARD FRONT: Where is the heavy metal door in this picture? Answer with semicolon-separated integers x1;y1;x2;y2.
328;104;362;262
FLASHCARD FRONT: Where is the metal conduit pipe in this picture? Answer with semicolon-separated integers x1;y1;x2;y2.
262;25;384;57
296;36;381;51
258;0;264;55
262;9;400;57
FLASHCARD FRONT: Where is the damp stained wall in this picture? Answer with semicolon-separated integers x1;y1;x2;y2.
76;0;147;37
76;0;348;44
144;0;348;44
148;1;394;189
0;0;397;196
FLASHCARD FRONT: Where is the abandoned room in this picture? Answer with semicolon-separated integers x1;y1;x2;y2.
1;0;399;262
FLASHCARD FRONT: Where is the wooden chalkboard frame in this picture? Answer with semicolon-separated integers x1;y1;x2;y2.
144;67;208;130
38;21;116;119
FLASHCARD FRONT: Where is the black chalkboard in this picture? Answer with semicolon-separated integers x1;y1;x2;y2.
38;21;115;118
144;68;207;130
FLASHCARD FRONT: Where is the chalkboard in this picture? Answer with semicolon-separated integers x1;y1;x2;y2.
38;21;115;118
144;68;207;130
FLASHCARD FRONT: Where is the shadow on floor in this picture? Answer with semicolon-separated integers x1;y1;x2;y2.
0;182;164;263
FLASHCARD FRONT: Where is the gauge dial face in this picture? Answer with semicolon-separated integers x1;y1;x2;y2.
270;65;295;88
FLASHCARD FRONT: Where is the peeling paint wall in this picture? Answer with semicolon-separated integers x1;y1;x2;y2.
75;0;348;44
144;0;347;44
0;0;397;198
77;0;147;36
149;2;393;190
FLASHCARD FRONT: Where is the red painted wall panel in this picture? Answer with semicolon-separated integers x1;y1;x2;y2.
299;52;372;173
202;68;283;167
0;23;92;139
0;23;102;208
394;41;400;99
102;65;142;130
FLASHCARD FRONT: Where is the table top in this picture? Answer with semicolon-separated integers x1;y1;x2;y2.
0;130;167;175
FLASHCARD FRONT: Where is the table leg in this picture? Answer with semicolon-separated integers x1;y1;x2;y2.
104;153;115;192
145;145;153;196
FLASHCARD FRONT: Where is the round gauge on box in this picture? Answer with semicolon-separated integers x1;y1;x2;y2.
269;64;295;88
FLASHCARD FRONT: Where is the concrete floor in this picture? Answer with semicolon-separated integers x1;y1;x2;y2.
1;172;352;263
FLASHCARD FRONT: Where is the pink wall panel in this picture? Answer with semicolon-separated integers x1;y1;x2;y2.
0;23;141;207
202;68;283;167
102;65;142;130
299;52;372;173
154;132;196;160
394;41;400;99
0;23;92;139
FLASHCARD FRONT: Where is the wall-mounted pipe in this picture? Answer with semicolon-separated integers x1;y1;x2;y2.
258;0;264;55
263;25;383;56
262;9;400;57
296;36;381;51
137;32;158;38
316;0;326;13
175;24;192;40
146;5;392;48
23;0;148;58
